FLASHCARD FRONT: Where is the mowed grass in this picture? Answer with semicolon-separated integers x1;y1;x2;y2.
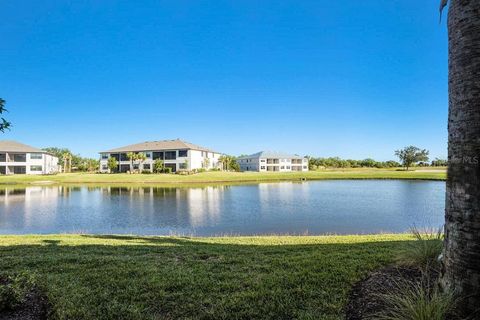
0;234;414;320
0;168;446;186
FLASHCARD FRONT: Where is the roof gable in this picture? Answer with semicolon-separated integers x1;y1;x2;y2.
0;140;46;153
238;151;304;159
101;139;217;153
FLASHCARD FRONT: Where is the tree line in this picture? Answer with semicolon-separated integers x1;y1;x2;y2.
308;146;447;170
42;147;99;173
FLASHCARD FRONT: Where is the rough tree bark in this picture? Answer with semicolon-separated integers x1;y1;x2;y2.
441;0;480;317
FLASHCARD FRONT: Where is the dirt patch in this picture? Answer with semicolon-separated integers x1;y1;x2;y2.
345;266;436;320
0;277;49;320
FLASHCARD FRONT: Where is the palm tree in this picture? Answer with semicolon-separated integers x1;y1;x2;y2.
0;98;11;133
62;152;72;173
126;152;136;172
441;0;480;316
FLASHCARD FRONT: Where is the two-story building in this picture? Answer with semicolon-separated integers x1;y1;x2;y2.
99;139;221;173
0;141;59;175
237;151;309;172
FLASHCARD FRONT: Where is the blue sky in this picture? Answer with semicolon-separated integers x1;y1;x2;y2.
0;1;447;160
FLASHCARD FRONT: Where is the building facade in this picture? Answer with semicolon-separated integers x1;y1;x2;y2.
237;151;309;172
0;141;59;175
99;139;221;173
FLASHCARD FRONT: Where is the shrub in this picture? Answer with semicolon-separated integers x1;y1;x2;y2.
209;168;221;172
397;228;443;273
164;167;173;174
375;281;455;320
141;170;152;174
197;168;206;173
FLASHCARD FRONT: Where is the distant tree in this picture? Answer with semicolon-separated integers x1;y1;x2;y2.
431;158;448;167
107;157;118;173
384;160;401;168
219;155;239;171
126;152;136;172
153;159;164;173
394;146;429;171
126;152;146;173
136;153;147;171
202;158;210;169
0;98;11;133
80;158;99;172
62;152;73;173
360;158;377;168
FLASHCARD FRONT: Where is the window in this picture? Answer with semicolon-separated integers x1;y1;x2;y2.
111;154;120;161
281;166;285;169
102;165;108;170
145;152;152;158
303;166;307;169
178;150;188;157
260;159;266;162
13;166;26;174
30;153;43;159
120;153;129;161
201;151;205;157
30;165;42;172
164;151;176;160
13;154;26;162
101;154;109;160
260;166;266;170
143;164;151;170
152;152;164;160
0;154;5;162
286;166;291;169
133;164;139;170
179;163;187;169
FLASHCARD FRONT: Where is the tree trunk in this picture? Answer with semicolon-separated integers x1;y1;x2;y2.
441;0;480;317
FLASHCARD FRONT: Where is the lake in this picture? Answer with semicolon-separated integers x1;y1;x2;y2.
0;180;445;235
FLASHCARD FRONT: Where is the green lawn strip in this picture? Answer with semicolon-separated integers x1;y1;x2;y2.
0;169;446;186
0;234;413;319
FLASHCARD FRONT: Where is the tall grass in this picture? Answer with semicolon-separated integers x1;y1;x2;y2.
374;281;455;320
373;227;457;320
397;228;443;273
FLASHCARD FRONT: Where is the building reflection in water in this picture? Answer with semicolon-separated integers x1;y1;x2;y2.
0;181;444;235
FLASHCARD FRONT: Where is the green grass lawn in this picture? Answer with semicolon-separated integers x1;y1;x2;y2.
0;234;414;319
0;168;446;186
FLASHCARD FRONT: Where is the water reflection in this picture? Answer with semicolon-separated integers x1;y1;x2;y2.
0;181;445;235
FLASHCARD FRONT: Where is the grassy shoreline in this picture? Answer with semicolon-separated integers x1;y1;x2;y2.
0;233;414;319
0;168;446;186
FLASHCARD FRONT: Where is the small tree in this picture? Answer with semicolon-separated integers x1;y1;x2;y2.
107;157;119;173
126;152;136;172
0;98;11;133
153;159;164;173
137;153;147;170
202;158;210;169
62;152;72;173
395;146;429;171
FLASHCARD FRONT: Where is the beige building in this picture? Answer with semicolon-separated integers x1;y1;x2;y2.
0;140;59;175
99;139;222;173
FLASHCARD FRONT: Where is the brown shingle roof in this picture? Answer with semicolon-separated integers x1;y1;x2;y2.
101;139;218;153
0;140;46;153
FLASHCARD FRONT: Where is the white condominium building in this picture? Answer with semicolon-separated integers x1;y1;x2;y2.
99;139;221;173
237;151;309;172
0;140;59;175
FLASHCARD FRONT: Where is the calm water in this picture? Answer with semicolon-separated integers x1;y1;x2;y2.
0;180;445;235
